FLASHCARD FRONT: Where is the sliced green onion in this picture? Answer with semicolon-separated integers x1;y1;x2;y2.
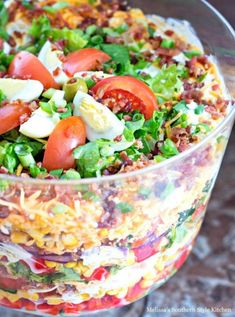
14;144;35;168
184;50;202;59
161;39;175;49
43;2;69;13
116;202;133;214
85;78;96;89
52;203;68;214
42;88;56;99
86;25;97;36
61;169;81;180
50;169;63;177
194;105;204;115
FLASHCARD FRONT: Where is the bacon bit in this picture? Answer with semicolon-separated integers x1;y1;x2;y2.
150;36;162;50
157;47;181;57
0;206;10;219
183;81;204;91
170;127;190;152
57;107;67;113
165;30;174;36
0;166;8;174
0;71;6;78
53;67;61;76
13;30;23;39
114;135;122;142
120;151;133;167
181;90;203;104
106;36;124;45
123;115;132;121
212;84;219;91
19;113;31;124
8;36;16;47
0;39;3;50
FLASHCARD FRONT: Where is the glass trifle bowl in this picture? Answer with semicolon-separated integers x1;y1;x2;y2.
0;0;234;316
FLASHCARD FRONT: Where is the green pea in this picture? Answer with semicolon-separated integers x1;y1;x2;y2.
63;78;88;102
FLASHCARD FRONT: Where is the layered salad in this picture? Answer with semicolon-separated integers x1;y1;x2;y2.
0;0;233;315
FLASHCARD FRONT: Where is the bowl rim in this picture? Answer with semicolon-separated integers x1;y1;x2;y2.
0;0;234;186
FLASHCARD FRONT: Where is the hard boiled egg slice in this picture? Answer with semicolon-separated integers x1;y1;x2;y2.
73;91;125;141
0;78;43;102
20;108;60;138
38;41;69;85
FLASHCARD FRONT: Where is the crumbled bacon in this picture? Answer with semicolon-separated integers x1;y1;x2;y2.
170;127;191;152
53;67;61;76
181;89;203;104
120;151;133;167
165;30;174;36
150;36;162;50
156;47;181;57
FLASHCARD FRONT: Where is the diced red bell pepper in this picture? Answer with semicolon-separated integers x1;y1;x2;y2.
21;299;36;311
37;303;64;315
0;298;23;309
88;267;109;281
192;204;206;220
174;249;189;270
86;295;121;311
126;281;146;302
63;302;85;314
133;244;156;262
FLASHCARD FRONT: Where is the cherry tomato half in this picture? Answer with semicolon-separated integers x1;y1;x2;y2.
8;51;59;89
92;76;158;119
63;48;111;76
43;117;86;171
0;101;32;135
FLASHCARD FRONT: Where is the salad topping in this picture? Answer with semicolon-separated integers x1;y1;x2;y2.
0;0;232;180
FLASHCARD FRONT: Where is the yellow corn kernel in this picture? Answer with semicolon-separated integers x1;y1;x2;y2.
30;293;40;301
144;271;156;280
36;240;44;248
140;279;154;288
62;233;78;248
126;251;135;265
65;262;77;268
83;268;94;278
99;228;108;238
95;290;106;298
11;231;29;244
45;261;57;268
116;288;128;299
76;262;88;274
155;259;165;272
81;293;90;301
47;297;64;305
107;289;118;296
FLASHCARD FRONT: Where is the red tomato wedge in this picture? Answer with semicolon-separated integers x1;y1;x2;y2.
43;117;86;171
92;76;158;119
0;101;32;135
63;48;111;76
8;51;59;89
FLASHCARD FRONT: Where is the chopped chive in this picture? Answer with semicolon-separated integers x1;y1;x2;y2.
61;169;81;180
52;203;68;214
14;144;35;168
85;78;96;89
161;39;175;49
194;105;204;115
42;88;56;99
50;169;63;177
184;50;202;59
116;202;133;214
